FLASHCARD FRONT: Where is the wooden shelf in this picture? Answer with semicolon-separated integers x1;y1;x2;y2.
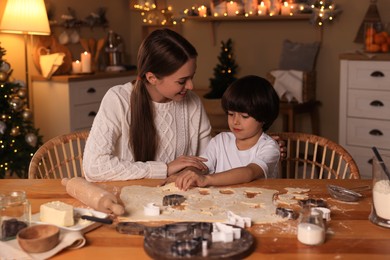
185;14;312;22
185;14;312;45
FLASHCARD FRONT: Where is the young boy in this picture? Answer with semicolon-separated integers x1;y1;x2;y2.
168;75;280;190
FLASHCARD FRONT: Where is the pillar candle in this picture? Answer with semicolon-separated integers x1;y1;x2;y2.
226;1;238;16
198;5;207;17
81;51;91;73
72;60;82;74
245;0;258;16
281;1;290;15
257;1;267;15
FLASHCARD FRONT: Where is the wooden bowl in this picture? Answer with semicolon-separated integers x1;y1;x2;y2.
17;224;60;253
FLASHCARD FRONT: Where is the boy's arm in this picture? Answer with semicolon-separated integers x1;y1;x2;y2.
204;163;265;187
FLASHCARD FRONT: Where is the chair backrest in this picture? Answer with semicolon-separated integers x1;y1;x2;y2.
28;130;90;179
269;132;360;179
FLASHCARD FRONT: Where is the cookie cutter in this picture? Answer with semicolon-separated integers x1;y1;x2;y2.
299;198;327;208
312;207;331;221
275;207;298;220
116;222;145;235
144;203;160;216
171;238;202;257
226;211;252;228
163;194;186;206
212;222;241;243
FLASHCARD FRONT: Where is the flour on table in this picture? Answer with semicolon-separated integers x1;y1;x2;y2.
119;185;289;224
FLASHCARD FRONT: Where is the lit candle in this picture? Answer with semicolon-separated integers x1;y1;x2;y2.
281;1;290;15
198;5;207;17
226;1;238;16
72;60;82;74
81;52;91;73
257;1;267;16
245;0;258;16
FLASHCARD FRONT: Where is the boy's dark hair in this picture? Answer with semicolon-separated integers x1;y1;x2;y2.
221;75;279;131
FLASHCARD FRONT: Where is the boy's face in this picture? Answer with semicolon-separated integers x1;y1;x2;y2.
227;111;263;145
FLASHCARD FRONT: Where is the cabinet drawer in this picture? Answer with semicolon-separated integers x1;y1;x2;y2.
348;89;390;119
348;61;390;90
70;103;100;130
70;76;133;105
347;118;390;149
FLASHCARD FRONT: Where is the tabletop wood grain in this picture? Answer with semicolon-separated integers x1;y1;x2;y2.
1;178;389;259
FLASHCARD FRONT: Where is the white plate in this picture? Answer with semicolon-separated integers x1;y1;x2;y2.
31;208;108;233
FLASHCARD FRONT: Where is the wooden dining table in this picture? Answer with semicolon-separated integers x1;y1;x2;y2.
1;178;390;259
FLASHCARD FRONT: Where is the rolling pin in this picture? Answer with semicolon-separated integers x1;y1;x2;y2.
61;177;125;216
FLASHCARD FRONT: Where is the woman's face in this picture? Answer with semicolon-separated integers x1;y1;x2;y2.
146;58;197;103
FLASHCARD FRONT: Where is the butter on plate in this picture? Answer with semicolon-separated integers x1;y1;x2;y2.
40;201;74;227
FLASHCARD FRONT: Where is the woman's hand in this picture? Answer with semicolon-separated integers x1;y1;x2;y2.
166;156;208;176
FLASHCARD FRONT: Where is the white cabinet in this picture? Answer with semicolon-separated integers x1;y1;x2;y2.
339;54;390;179
32;71;136;142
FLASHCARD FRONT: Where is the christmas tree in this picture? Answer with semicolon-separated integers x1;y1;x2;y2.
204;38;238;99
0;43;42;179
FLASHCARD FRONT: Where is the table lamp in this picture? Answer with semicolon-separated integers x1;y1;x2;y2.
0;0;51;105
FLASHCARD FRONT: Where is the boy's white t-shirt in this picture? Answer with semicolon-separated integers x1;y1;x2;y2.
201;132;280;178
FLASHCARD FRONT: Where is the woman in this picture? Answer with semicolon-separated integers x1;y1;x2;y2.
83;29;210;181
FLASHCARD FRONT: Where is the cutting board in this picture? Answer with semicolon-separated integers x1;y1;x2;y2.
33;35;72;75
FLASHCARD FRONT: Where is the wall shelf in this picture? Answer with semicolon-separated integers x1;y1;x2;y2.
185;14;312;45
185;14;312;22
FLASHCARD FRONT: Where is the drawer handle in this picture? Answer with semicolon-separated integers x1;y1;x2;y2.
368;158;373;165
87;88;96;93
370;100;384;107
370;71;385;77
369;129;383;136
88;111;97;117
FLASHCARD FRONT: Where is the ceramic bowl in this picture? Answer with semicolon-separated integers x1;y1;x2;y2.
17;224;60;253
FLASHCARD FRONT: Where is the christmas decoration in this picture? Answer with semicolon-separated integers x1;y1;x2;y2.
309;0;342;27
0;44;43;179
204;38;238;99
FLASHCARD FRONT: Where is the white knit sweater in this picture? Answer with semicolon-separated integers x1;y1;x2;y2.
83;82;212;182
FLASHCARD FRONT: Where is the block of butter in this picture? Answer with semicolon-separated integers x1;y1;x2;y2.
40;201;74;227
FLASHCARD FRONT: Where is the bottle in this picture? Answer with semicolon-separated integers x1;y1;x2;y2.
62;177;125;216
297;207;325;246
0;191;31;241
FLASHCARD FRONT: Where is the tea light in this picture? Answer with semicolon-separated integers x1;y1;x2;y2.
258;1;267;15
72;60;81;74
198;5;207;17
81;51;91;73
226;1;238;16
281;1;290;15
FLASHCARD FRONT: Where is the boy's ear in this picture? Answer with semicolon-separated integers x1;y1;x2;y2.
145;72;157;85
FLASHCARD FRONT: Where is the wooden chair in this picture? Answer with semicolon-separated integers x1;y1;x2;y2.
28;130;90;179
269;132;360;179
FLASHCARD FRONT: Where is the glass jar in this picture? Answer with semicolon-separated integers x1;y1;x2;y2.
297;207;326;246
370;155;390;228
0;191;31;241
364;22;388;53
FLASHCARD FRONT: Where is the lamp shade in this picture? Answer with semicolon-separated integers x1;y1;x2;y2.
0;0;50;35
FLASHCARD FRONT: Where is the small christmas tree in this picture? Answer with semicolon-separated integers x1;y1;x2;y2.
0;43;43;179
204;38;238;99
